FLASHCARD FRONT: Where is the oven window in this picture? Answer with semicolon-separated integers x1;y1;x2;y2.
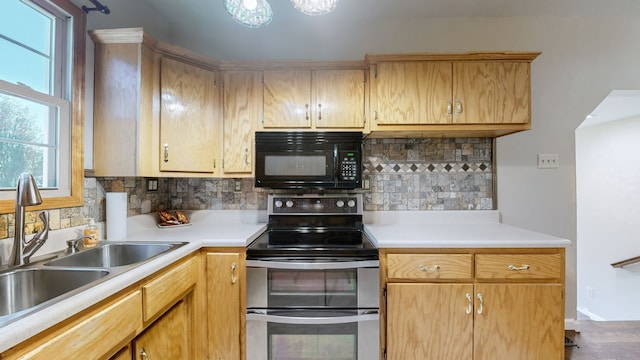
269;321;356;360
268;269;357;308
264;155;327;176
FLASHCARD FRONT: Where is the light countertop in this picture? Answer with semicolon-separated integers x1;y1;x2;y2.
0;209;570;353
363;210;571;248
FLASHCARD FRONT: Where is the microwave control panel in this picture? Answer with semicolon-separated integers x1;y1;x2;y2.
338;151;359;181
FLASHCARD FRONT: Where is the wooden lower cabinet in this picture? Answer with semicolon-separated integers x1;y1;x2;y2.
133;300;190;360
1;253;203;360
383;248;565;360
387;283;473;359
473;283;564;359
205;250;244;360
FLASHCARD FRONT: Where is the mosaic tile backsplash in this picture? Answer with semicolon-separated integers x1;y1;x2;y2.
0;137;493;240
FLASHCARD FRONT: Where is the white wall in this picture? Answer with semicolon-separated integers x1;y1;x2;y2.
575;115;640;320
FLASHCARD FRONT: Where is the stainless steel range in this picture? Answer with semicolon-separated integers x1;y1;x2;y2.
246;194;379;360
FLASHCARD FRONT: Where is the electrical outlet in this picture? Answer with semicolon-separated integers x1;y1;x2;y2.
234;180;241;192
146;178;158;192
586;286;594;297
538;153;559;169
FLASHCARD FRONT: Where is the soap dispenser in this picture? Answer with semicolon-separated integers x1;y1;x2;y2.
83;218;99;247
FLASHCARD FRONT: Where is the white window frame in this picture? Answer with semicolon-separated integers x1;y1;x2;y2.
0;0;85;213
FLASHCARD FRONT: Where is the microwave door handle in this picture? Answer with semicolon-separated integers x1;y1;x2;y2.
246;311;379;325
246;259;379;270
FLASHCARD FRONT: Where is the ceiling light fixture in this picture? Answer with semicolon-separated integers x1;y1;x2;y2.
224;0;339;28
224;0;273;28
290;0;339;16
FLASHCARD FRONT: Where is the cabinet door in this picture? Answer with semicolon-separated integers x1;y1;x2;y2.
134;300;190;360
206;252;241;359
453;62;530;124
473;283;564;360
263;69;311;128
373;62;452;125
223;71;260;174
312;69;366;128
159;57;219;173
386;283;473;360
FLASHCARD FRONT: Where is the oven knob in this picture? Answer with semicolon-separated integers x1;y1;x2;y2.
347;199;356;208
274;200;283;208
336;200;345;208
285;200;294;208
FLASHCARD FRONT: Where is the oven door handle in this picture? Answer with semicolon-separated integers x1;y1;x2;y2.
246;310;379;325
246;259;379;270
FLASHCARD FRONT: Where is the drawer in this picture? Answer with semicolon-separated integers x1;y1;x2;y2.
5;291;142;360
387;254;473;280
142;254;199;322
475;254;562;280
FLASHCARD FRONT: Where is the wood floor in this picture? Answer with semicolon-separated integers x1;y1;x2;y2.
565;320;640;359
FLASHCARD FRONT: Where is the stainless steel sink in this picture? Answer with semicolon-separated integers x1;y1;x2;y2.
0;268;109;318
45;243;176;268
0;241;186;328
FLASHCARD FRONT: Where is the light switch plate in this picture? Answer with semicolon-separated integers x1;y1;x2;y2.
538;154;559;169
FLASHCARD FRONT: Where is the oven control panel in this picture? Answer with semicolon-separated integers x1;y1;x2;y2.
269;194;362;214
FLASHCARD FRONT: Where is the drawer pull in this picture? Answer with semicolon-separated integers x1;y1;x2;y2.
419;264;440;272
508;264;530;271
140;348;149;360
465;293;472;315
476;293;484;315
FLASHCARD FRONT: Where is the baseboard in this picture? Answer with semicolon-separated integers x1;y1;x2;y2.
565;318;580;332
576;306;607;321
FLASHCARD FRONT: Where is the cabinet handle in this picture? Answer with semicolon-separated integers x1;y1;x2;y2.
231;262;237;284
508;264;530;271
374;110;378;121
465;293;472;315
476;293;484;315
446;101;453;116
163;144;169;163
419;264;440;271
455;99;463;117
317;103;322;121
244;148;250;165
305;104;310;120
140;348;149;360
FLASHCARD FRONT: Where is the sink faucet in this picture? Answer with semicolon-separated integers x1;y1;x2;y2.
10;173;50;266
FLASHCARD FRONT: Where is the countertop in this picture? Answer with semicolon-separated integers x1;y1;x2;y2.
0;209;570;353
363;210;571;248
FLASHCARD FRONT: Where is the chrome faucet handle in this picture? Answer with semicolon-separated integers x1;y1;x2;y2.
22;210;50;263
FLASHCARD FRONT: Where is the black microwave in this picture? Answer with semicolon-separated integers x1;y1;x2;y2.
254;131;363;189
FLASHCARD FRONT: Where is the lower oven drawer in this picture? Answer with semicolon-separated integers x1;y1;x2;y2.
246;309;379;360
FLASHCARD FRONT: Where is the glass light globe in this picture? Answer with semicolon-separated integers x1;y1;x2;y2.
224;0;273;28
290;0;339;16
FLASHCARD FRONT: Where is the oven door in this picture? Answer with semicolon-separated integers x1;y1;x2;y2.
246;259;379;309
246;309;379;360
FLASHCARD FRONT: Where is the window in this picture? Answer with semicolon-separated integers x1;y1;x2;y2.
0;0;85;213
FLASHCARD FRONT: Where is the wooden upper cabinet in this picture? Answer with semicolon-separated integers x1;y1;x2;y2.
263;69;312;128
261;68;368;130
372;62;452;125
90;28;222;177
159;57;219;173
312;69;367;128
222;71;261;174
368;52;539;137
453;62;530;124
